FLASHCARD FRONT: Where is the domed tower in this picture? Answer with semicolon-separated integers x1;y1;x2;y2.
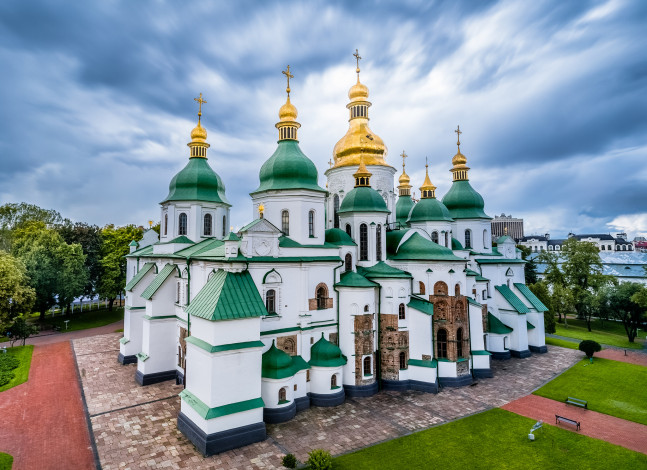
407;160;454;247
159;94;231;242
326;50;396;230
441;127;493;252
250;66;327;245
395;151;414;228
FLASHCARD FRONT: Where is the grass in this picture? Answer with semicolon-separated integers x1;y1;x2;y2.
554;322;644;349
332;408;647;469
46;307;124;332
0;345;33;393
534;358;647;425
545;337;581;350
0;452;13;470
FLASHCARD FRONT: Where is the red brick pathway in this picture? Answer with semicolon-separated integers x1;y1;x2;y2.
0;342;96;470
596;348;647;367
502;394;647;454
25;320;124;346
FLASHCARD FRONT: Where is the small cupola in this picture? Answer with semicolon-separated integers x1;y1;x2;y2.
275;65;301;142
354;156;372;187
398;150;412;197
450;125;470;182
187;93;210;158
420;159;437;199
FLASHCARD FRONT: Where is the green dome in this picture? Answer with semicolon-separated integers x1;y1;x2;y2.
325;228;357;246
338;187;390;214
451;237;464;250
252;140;325;194
441;180;490;219
162;157;229;205
389;232;463;261
262;341;294;379
309;334;346;367
395;196;414;226
407;197;453;223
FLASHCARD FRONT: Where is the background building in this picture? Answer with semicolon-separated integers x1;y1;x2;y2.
491;214;524;242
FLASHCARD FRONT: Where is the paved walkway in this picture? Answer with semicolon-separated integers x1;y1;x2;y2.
596;348;647;366
502;394;647;454
0;342;96;470
25;320;124;346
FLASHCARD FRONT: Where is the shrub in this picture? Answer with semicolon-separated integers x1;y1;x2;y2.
578;340;601;360
0;371;14;387
0;353;20;387
306;449;332;470
282;453;298;469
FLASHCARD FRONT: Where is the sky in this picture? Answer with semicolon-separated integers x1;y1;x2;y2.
1;0;646;239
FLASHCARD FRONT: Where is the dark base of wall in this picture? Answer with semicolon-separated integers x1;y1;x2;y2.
529;345;548;354
295;396;310;412
309;389;345;407
438;374;473;387
135;369;177;386
473;368;493;379
510;349;532;358
381;379;438;393
263;401;296;424
491;350;512;360
177;412;266;457
176;370;185;386
118;353;137;365
344;381;378;398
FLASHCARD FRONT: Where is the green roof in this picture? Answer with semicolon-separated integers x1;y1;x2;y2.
335;271;379;288
465;269;479;277
386;229;409;253
162;235;194;244
466;297;482;307
129;240;139;247
262;342;310;379
175;238;223;257
476;258;526;264
527;320;536;330
408;358;438;368
225;232;240;241
126;244;154;258
125;262;157;292
325;228;357;246
496;235;514;244
252;140;325;194
338;186;390;214
186;270;266;321
514;283;549;312
407;296;434;316
451;237;464;250
395;195;415;225
389;232;464;261
358;261;412;279
495;285;530;313
141;263;179;300
475;274;490;282
239;218;282;233
161;157;229;205
309;334;347;367
278;236;338;249
407;197;453;223
441;180;491;219
488;312;513;334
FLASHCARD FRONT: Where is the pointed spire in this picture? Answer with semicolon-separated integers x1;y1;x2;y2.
188;93;210;158
450;125;470;181
420;157;437;198
353;155;372;187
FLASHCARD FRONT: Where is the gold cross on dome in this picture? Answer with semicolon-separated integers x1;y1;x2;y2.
353;49;362;74
282;65;293;96
328;158;333;168
400;150;407;170
455;125;462;146
194;93;207;118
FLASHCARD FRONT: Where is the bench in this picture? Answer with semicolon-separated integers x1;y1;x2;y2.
555;414;580;431
565;397;588;408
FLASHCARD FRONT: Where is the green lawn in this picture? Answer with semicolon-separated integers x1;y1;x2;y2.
332;408;647;469
0;452;13;470
554;322;644;349
534;358;647;425
47;307;124;332
545;337;581;350
0;345;33;393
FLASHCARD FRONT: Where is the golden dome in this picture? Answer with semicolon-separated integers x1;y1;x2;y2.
278;96;298;122
452;150;467;167
349;79;369;102
450;126;470;181
398;170;410;186
190;122;207;142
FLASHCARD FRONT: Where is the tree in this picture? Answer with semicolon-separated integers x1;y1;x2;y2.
517;245;538;284
57;222;103;300
8;317;39;347
0;251;36;331
529;281;555;333
98;224;143;310
0;203;63;251
56;242;88;314
607;282;646;343
578;340;601;362
550;284;575;327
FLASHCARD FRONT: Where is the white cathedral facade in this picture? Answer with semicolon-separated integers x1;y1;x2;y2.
120;61;547;456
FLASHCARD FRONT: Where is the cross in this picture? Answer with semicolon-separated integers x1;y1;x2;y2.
328;158;333;168
425;155;429;170
400;150;407;170
194;93;207;119
353;49;362;74
455;125;462;146
282;65;293;96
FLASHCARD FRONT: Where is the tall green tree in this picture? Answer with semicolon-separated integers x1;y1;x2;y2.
57;222;103;299
517;245;538;284
0;251;36;331
98;224;143;311
529;281;555;333
550;284;575;327
608;282;646;343
0;203;64;251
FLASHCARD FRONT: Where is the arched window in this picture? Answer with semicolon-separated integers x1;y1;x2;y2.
345;224;352;237
376;224;382;261
331;374;337;388
164;213;168;235
281;210;289;235
308;210;315;237
178;213;188;236
364;304;370;312
437;329;448;358
431;231;439;244
359;223;368;260
444;232;448;247
176;282;181;303
265;289;276;314
203;213;212;236
399;351;407;370
434;281;448;295
278;387;286;403
457;328;464;358
455;284;461;296
398;303;405;320
483;229;488;248
333;194;340;229
345;253;352;272
601;245;605;250
419;281;426;295
222;215;226;237
464;229;472;249
316;285;327;309
363;356;371;375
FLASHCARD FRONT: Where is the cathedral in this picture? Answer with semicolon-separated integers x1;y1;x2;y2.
120;55;547;456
